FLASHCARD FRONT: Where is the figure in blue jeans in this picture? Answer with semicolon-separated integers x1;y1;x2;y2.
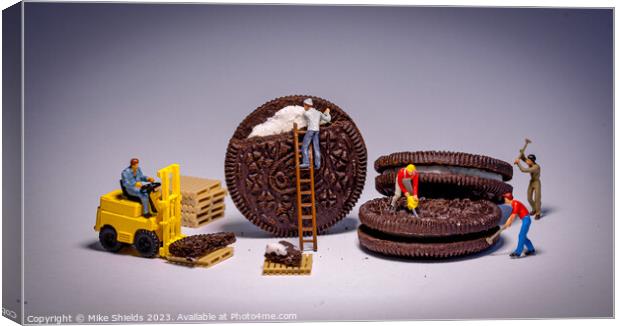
502;192;536;258
122;158;156;217
299;98;331;169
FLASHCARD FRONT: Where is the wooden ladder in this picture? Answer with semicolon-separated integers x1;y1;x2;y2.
293;123;318;251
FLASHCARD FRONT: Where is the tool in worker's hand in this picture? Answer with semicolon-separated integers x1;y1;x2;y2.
519;138;532;156
407;195;419;217
516;138;532;162
486;225;508;244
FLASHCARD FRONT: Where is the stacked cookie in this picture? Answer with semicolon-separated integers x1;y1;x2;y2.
358;151;513;258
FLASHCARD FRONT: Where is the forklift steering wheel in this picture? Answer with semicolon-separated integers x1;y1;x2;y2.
140;182;161;193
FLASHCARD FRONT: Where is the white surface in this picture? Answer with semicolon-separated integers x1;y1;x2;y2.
22;194;611;320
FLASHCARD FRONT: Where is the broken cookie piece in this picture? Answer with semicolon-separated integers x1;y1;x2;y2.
264;241;302;267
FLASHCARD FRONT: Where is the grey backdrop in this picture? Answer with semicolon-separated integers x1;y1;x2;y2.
20;3;612;321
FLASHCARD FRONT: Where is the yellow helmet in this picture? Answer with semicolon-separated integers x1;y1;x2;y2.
406;164;416;173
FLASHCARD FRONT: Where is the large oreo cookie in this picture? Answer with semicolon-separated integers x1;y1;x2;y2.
357;150;512;259
374;151;513;202
358;224;500;258
359;197;501;237
225;95;367;236
357;197;500;258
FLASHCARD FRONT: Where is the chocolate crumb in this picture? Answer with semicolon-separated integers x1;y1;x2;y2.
169;232;236;258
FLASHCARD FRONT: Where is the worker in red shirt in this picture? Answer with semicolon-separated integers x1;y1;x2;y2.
502;192;536;258
390;164;419;216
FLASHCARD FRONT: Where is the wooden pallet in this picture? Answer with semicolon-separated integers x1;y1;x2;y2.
181;188;227;207
180;176;222;197
262;254;313;276
181;198;226;215
180;175;228;228
167;247;233;268
181;209;226;228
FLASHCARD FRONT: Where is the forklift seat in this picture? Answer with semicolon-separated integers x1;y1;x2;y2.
120;180;142;203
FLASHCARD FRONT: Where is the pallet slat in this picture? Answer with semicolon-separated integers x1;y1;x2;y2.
262;254;312;276
180;175;228;228
181;211;225;228
167;247;234;268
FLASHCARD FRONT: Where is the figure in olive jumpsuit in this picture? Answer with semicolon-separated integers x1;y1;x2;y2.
514;152;541;219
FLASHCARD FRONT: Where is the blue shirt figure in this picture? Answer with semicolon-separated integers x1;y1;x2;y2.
299;98;331;169
121;166;149;190
121;158;154;217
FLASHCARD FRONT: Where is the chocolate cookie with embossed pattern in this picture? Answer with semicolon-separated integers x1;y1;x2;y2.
374;151;513;202
358;197;501;258
225;95;367;236
357;151;511;258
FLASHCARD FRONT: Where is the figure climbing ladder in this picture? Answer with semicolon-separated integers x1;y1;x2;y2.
293;123;318;251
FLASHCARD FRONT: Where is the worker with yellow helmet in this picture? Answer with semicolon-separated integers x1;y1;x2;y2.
390;164;420;216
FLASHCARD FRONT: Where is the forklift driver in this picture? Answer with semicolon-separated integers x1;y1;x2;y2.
121;158;157;217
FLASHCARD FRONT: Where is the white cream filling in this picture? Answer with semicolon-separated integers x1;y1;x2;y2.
265;242;288;256
248;105;306;138
416;165;503;181
247;105;330;138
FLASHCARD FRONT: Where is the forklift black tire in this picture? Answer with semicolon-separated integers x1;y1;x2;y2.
134;230;160;258
99;226;124;252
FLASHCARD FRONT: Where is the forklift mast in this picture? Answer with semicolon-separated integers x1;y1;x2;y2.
156;164;185;258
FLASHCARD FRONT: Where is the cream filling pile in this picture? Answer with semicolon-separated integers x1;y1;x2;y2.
247;105;330;138
414;165;503;182
248;105;306;138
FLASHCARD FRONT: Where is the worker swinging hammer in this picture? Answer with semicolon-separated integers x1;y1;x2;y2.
390;164;420;217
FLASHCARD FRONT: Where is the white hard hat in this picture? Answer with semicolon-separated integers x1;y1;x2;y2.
303;98;313;106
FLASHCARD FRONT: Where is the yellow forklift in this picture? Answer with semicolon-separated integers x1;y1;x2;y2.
94;164;185;258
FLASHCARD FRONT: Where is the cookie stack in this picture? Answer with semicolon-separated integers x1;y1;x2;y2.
358;151;513;258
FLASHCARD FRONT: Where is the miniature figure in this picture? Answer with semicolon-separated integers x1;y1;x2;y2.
97;163;236;266
514;138;542;219
96;164;182;258
390;164;419;216
501;192;536;258
121;158;157;217
299;98;331;169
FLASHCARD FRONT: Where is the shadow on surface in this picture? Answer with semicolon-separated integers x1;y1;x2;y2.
357;237;508;264
320;217;359;235
538;206;556;219
488;246;544;258
80;240;144;258
216;219;277;239
218;216;359;239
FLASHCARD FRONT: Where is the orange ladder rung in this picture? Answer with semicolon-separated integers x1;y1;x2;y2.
293;123;318;252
